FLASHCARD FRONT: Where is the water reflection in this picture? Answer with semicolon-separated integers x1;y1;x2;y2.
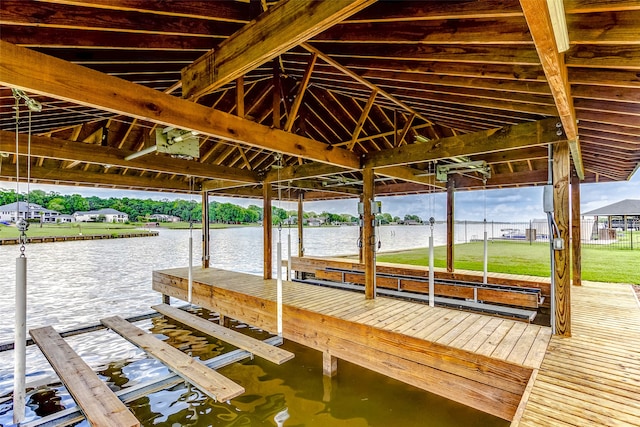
0;227;508;426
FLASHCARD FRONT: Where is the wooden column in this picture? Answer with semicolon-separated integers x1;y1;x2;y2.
446;177;455;272
263;183;273;280
553;141;571;336
358;194;364;264
323;351;337;377
363;167;376;299
201;190;210;268
571;174;582;287
297;193;304;257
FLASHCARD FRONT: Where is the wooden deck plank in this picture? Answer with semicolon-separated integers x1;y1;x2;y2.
491;322;528;360
505;325;541;366
152;304;294;364
30;326;139;427
476;320;515;357
515;282;640;426
101;316;245;402
153;267;550;422
461;317;504;353
436;314;485;346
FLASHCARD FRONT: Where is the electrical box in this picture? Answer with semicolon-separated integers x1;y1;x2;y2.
553;238;565;250
543;185;554;213
358;201;382;214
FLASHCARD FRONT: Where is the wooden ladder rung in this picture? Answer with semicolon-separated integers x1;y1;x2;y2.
101;316;244;402
30;326;140;427
152;304;294;364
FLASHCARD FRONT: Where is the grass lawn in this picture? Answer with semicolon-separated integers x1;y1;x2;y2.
376;241;640;285
0;222;152;238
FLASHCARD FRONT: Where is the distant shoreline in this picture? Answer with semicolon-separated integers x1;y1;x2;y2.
0;231;158;245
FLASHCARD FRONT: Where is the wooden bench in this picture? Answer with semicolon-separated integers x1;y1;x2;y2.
152;304;294;364
296;278;537;322
30;326;140;427
289;256;545;308
101;316;245;402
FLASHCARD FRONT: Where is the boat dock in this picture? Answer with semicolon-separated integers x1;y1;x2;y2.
513;281;640;426
154;267;640;425
0;231;158;245
153;267;552;421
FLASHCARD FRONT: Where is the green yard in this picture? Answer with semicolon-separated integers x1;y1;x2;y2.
376;241;640;284
0;222;152;237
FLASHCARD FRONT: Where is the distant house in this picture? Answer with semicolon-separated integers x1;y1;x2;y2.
0;202;60;223
74;208;129;223
148;214;180;222
56;214;75;223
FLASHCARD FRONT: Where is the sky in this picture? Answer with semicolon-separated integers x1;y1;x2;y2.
1;172;638;223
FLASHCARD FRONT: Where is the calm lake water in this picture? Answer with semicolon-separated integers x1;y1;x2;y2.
0;226;507;426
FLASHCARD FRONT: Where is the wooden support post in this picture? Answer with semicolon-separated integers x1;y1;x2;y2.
571;174;582;287
553;141;571;336
363;167;376;299
162;294;170;305
201;190;210;268
236;76;244;118
263;183;273;280
297;193;304;257
359;195;364;264
447;177;455;273
323;351;338;377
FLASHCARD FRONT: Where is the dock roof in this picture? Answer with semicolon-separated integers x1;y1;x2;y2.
584;199;640;216
1;0;638;199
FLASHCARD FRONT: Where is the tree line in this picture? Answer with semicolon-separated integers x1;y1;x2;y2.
0;189;377;224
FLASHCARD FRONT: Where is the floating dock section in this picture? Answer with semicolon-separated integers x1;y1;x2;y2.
153;267;551;421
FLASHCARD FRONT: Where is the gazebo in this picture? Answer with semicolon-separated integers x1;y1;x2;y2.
584;199;640;231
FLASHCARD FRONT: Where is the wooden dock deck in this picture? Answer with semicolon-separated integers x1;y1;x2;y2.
513;281;640;427
153;267;552;421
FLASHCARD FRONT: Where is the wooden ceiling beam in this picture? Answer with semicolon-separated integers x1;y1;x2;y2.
376;166;444;189
181;0;374;100
348;90;377;151
0;130;260;183
363;118;566;168
520;0;583;179
345;0;524;23
36;0;254;23
0;1;243;37
566;45;640;70
284;53;317;132
0;41;360;169
264;162;347;183
0;161;193;192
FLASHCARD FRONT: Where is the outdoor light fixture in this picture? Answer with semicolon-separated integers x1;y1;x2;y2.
546;0;570;53
414;135;431;143
124;126;200;161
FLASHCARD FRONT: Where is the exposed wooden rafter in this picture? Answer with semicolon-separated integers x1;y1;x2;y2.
0;130;260;183
363;118;566;168
520;0;584;179
181;0;375;100
0;41;360;169
302;43;437;131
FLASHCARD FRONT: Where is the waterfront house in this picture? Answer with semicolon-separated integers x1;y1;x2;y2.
0;201;60;223
73;208;129;223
